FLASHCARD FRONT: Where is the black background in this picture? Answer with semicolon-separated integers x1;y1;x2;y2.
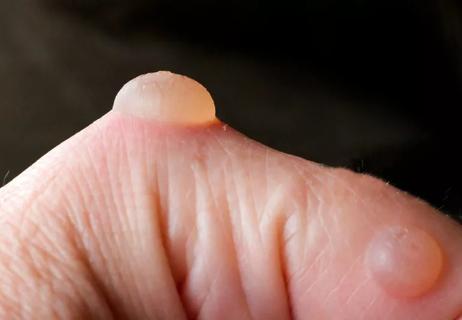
0;0;461;222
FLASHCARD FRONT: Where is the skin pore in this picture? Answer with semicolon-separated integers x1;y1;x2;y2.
0;71;461;319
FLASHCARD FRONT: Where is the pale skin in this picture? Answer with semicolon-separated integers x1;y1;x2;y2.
0;71;461;319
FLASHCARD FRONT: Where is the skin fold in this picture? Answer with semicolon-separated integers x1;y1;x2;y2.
0;72;461;319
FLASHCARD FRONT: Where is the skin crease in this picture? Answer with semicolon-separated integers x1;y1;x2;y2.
0;72;461;319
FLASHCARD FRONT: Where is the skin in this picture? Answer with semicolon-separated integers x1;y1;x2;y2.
0;71;461;319
365;225;444;299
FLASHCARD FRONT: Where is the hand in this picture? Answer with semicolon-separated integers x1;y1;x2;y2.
0;72;461;319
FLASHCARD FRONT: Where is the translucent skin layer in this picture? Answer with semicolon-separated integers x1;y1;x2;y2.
365;226;444;298
113;71;216;124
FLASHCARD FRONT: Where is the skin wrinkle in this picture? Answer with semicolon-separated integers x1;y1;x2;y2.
69;121;138;317
141;136;187;320
42;169;115;317
0;214;88;317
317;177;380;310
222;156;254;319
204;139;227;228
250;145;266;223
80;131;116;224
0;291;18;318
300;179;317;268
165;135;193;290
290;216;317;283
324;169;371;210
191;164;215;319
21;224;74;278
22;247;74;313
91;143;129;308
127;217;146;313
169;144;194;311
257;184;289;318
276;168;314;313
189;158;221;317
318;196;334;254
175;183;197;290
323;254;362;302
119;128;145;307
245;150;265;251
153;142;181;301
137;136;166;318
164;134;173;237
6;211;75;282
358;173;405;222
301;251;330;298
249;166;263;234
344;274;372;307
264;148;270;208
0;281;22;317
153;129;168;250
15;204;45;244
0;159;62;222
177;222;197;298
325;170;382;236
277;213;295;320
139;215;164;316
194;272;220;320
282;170;311;278
359;294;380;320
7;117;99;212
188;159;207;317
344;176;389;234
273;184;300;319
162;132;193;317
302;220;332;290
0;242;31;290
106;127;131;242
310;203;334;286
283;195;322;319
214;142;260;318
63;157;118;297
67;226;116;319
